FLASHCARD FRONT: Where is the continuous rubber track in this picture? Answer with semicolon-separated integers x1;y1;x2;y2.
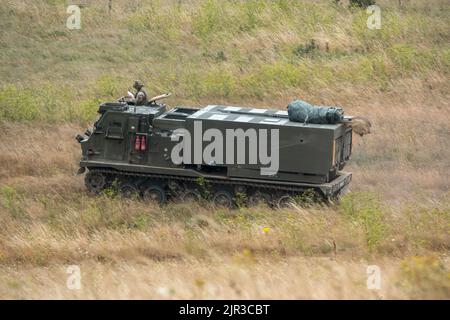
84;168;325;206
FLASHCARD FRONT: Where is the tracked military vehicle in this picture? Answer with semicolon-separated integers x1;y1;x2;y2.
76;95;353;207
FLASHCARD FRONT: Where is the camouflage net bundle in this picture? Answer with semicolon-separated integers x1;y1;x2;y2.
287;99;344;124
287;99;372;136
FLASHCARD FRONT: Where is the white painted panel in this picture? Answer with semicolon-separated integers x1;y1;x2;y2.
260;118;281;124
235;116;253;122
224;106;241;112
209;114;229;120
249;108;267;114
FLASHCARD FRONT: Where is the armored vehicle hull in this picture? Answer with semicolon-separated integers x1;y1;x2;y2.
78;101;352;207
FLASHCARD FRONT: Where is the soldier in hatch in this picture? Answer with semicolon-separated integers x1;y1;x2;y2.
132;80;148;106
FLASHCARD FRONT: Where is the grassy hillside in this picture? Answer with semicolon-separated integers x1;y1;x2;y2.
1;0;449;122
0;0;449;299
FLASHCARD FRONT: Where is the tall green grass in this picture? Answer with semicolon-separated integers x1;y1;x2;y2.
0;0;449;123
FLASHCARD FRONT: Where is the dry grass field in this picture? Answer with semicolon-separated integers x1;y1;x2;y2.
0;0;449;299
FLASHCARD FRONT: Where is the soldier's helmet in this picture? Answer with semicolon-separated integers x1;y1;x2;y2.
133;80;144;90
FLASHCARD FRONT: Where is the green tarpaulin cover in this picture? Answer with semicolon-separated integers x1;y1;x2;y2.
287;99;344;124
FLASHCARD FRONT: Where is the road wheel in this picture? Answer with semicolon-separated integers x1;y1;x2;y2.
119;183;139;199
277;195;296;209
212;190;234;208
181;190;201;203
167;180;182;193
85;171;107;194
248;191;272;206
143;185;167;204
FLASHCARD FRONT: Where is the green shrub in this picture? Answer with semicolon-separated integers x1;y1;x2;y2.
339;191;388;251
387;45;436;73
0;85;39;121
400;255;450;299
293;40;319;58
192;0;224;41
0;186;28;220
203;68;236;98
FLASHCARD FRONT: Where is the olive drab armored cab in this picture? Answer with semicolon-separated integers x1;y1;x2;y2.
77;98;353;207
